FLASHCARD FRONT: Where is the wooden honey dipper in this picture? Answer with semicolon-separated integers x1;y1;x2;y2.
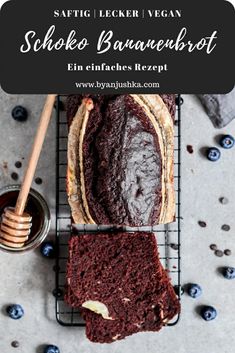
0;94;56;248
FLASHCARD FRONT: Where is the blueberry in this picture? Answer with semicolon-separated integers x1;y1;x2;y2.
201;306;217;321
44;345;60;353
207;147;221;162
188;283;202;298
11;106;28;122
40;242;55;258
220;135;235;149
223;267;235;280
6;304;24;320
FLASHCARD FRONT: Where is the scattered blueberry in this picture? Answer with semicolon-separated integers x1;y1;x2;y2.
6;304;24;320
11;106;28;122
188;283;202;298
44;345;60;353
223;267;235;280
207;147;221;162
40;242;55;258
220;135;235;149
201;306;217;321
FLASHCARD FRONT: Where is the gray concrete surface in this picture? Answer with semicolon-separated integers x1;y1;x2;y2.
0;91;234;353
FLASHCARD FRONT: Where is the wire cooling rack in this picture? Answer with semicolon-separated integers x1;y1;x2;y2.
54;95;182;327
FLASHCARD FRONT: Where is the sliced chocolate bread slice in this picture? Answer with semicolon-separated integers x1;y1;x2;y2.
82;267;180;343
65;232;180;343
66;267;180;343
66;94;175;226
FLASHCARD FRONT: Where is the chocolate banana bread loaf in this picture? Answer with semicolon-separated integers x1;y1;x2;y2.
66;94;175;226
65;232;180;343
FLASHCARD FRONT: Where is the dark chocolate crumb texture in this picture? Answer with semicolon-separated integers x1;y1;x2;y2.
65;232;180;343
66;94;175;226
